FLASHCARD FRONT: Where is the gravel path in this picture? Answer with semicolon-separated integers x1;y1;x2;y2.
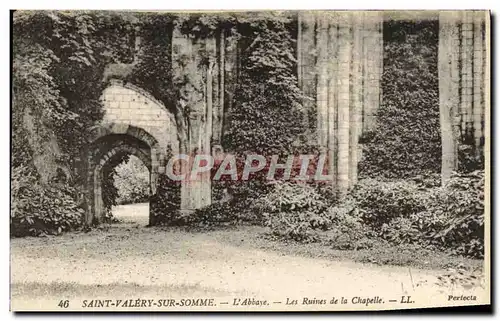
10;204;488;311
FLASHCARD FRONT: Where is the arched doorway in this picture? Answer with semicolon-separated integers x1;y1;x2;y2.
85;123;161;226
111;155;151;225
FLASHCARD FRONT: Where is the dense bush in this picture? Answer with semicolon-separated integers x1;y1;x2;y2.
354;171;484;258
11;165;83;237
150;174;181;225
350;179;429;230
173;179;270;228
321;201;377;250
427;170;485;257
259;182;330;241
261;171;484;258
175;201;242;228
257;182;374;249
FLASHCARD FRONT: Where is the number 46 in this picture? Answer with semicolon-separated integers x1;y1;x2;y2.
58;300;69;308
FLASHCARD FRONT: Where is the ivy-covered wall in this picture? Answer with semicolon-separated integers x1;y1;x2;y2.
359;19;442;179
12;11;137;235
12;12;489;234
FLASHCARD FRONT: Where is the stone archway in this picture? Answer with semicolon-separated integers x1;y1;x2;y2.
93;144;152;225
85;123;163;226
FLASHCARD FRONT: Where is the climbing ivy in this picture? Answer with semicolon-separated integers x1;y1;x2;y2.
223;16;306;156
129;13;176;112
172;12;307;155
12;11;135;235
12;12;311;232
359;20;441;179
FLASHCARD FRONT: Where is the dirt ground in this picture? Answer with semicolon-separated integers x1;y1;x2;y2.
10;203;489;311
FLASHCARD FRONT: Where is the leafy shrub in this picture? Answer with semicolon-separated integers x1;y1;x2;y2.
380;216;425;245
175;201;242;228
101;163;119;221
114;155;150;205
314;182;339;204
258;182;372;248
432;170;485;258
390;171;483;258
322;200;377;250
150;174;181;225
350;179;429;230
259;182;329;214
11;165;83;237
458;143;484;173
258;182;330;242
354;171;484;258
175;180;270;228
409;172;441;188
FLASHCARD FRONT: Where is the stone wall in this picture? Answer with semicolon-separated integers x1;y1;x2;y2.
101;80;179;156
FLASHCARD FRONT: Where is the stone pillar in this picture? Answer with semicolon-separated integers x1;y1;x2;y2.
298;12;317;132
349;13;363;187
93;166;103;223
361;11;383;133
336;12;352;196
212;28;224;144
460;11;474;140
170;24;238;212
473;11;484;153
171;26;213;211
296;11;384;196
221;26;239;142
482;12;490;160
439;11;461;182
316;15;329;148
327;15;338;188
438;10;488;181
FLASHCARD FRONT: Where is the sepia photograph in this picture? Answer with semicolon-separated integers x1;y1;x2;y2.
10;9;490;312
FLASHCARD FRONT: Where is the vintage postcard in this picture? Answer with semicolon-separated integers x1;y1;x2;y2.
10;10;490;311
